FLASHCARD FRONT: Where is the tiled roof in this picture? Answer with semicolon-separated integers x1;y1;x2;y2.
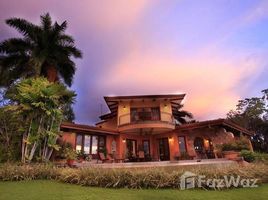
60;122;118;135
176;118;253;135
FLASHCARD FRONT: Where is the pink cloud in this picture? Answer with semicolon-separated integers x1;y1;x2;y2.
98;49;264;120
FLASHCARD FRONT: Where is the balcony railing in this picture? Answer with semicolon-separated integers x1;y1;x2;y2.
119;112;175;126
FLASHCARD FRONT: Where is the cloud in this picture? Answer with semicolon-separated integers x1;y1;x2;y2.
98;48;264;120
1;0;267;124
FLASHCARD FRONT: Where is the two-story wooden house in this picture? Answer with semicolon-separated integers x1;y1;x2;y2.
60;94;253;161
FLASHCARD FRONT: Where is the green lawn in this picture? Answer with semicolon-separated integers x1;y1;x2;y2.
0;181;267;200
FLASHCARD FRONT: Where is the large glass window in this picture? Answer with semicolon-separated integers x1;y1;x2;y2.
75;134;105;155
178;136;187;153
84;135;91;154
76;134;83;152
91;136;98;154
98;136;105;152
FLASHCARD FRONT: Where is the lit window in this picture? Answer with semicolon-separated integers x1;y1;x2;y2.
91;136;98;154
84;135;91;154
76;134;83;152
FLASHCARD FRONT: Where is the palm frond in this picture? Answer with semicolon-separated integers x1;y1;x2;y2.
40;13;52;31
0;38;32;54
6;18;39;39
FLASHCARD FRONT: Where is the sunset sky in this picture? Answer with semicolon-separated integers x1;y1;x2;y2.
1;0;268;124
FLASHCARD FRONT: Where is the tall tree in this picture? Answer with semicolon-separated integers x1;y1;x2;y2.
6;77;76;162
0;13;82;87
227;90;268;152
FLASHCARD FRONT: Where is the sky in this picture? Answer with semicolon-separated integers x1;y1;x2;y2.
1;0;268;124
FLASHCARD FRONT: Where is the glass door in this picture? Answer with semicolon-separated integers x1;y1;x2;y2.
158;138;170;161
126;139;137;160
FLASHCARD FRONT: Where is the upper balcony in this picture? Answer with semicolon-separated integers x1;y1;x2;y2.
118;110;175;133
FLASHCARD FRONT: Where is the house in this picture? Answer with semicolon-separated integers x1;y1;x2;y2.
60;94;253;161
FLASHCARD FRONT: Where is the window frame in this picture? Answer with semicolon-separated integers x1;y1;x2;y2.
75;134;106;155
178;136;187;153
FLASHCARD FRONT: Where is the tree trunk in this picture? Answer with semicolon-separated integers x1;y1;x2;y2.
46;65;58;83
28;142;37;161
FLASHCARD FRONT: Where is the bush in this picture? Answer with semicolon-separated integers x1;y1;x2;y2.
0;163;59;181
240;150;255;162
253;152;268;163
1;163;268;189
221;136;250;151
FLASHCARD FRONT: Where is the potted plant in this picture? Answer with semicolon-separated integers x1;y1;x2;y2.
220;136;250;160
77;151;86;163
64;147;77;166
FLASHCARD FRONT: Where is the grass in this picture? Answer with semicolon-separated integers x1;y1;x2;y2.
0;180;268;200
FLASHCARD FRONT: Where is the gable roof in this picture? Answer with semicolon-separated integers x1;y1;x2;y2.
100;94;186;120
177;118;253;135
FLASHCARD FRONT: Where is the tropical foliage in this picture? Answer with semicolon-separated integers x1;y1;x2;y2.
6;77;76;162
173;104;193;124
227;89;268;152
0;13;82;87
219;136;251;152
0;107;24;162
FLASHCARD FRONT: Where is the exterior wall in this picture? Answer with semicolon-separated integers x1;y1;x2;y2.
97;117;118;130
118;101;130;125
61;132;76;148
175;127;236;158
60;126;252;162
159;101;172;122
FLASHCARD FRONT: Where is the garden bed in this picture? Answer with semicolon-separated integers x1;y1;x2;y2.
0;163;268;189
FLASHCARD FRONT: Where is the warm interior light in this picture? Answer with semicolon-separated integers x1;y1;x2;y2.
122;139;126;143
76;145;82;151
168;137;173;142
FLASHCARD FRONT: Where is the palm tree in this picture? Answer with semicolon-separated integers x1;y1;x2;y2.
173;104;193;124
0;13;82;87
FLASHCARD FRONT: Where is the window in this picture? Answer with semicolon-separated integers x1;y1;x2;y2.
91;136;98;154
143;140;150;156
76;134;83;152
178;136;187;153
84;135;91;154
75;134;106;155
98;136;105;152
130;107;160;122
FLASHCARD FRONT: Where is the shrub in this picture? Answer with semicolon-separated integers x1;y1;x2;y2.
1;163;268;189
240;150;255;162
221;136;250;151
56;164;268;189
0;163;59;181
253;152;268;163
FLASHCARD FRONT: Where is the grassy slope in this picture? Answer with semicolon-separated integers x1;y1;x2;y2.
0;180;267;200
